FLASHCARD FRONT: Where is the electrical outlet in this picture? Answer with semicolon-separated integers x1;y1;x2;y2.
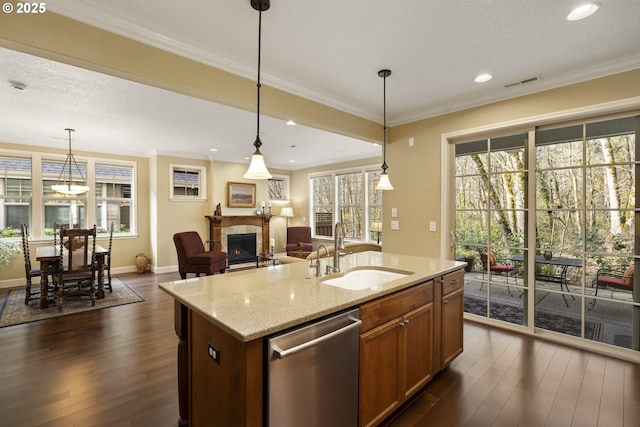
208;341;220;364
391;220;400;230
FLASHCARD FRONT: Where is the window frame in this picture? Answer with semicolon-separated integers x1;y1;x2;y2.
309;164;382;242
0;147;137;239
169;163;206;201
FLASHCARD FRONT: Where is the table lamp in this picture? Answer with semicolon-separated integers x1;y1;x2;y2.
280;207;294;228
371;221;382;244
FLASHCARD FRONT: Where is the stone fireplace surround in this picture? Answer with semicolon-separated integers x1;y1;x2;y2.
205;215;272;256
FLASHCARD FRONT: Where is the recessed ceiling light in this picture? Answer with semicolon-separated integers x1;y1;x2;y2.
286;120;297;126
474;74;492;83
289;160;296;163
566;3;600;21
210;148;219;152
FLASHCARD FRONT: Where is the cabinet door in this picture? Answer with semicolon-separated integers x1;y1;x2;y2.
359;319;402;427
401;303;433;398
442;287;464;367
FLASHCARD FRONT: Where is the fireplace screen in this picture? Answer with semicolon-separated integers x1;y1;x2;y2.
227;233;257;265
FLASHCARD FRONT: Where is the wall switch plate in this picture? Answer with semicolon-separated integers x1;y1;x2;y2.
208;341;220;364
391;220;400;230
429;221;437;232
409;137;414;147
391;208;398;218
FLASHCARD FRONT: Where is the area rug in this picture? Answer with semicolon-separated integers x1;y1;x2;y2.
0;277;144;328
464;295;602;340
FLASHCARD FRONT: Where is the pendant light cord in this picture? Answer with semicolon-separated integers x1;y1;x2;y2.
382;73;388;172
254;8;263;153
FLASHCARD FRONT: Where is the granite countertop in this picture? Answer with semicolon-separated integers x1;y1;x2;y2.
159;251;465;342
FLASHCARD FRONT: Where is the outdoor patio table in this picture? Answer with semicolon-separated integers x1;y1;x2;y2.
510;253;583;307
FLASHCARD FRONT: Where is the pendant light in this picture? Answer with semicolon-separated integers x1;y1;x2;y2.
243;0;273;179
51;128;90;195
376;69;393;190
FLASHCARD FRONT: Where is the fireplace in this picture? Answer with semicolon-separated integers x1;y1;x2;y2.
227;233;257;265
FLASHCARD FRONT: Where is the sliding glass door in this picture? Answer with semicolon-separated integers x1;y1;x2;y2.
454;114;640;352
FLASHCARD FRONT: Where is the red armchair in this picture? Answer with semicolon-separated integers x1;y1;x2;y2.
286;226;313;256
173;231;227;279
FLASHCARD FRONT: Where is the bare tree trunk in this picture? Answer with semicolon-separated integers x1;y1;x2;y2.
472;154;514;239
599;138;621;234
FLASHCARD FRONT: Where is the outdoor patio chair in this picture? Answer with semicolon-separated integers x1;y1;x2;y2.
480;252;517;283
480;252;516;295
591;264;633;308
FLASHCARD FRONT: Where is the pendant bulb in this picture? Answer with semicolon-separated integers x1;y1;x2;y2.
376;172;394;190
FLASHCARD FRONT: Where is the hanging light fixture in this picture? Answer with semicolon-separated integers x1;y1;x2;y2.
243;0;273;180
376;69;393;190
51;128;90;195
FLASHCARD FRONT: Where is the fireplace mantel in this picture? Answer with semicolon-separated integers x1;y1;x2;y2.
205;215;272;253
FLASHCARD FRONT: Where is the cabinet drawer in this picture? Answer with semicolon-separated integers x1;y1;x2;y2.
360;281;433;333
442;269;464;295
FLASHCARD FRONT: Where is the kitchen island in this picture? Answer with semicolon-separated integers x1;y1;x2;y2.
160;251;466;427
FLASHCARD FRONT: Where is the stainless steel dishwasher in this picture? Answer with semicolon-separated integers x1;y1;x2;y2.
267;308;361;427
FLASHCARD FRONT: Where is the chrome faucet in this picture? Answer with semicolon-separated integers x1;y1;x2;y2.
310;244;329;277
326;222;345;274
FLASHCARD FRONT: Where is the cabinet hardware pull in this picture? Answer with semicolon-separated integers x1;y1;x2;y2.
450;279;459;284
444;299;449;304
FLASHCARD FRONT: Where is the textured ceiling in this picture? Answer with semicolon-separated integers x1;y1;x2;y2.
1;0;639;169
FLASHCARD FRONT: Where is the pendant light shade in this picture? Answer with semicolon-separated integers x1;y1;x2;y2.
376;69;393;190
51;128;90;195
243;0;272;180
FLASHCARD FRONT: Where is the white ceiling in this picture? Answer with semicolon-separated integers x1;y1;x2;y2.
1;0;639;170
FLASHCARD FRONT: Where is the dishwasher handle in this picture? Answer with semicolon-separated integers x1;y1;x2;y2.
272;316;362;359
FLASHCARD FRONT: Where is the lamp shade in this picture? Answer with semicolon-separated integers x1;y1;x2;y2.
370;221;382;232
243;153;272;179
280;207;294;218
375;173;394;190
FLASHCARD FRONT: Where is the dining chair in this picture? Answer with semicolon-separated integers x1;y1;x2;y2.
21;224;45;305
57;225;97;312
101;222;114;292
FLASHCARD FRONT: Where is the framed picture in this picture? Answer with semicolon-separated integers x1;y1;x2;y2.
227;182;256;208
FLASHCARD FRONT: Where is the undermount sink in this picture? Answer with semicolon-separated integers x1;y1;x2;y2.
321;268;411;291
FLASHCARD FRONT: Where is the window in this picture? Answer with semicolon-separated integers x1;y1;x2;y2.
0;156;31;236
310;165;382;242
268;175;289;202
95;163;133;234
311;174;333;237
43;159;86;231
0;149;136;239
337;171;363;239
170;164;205;200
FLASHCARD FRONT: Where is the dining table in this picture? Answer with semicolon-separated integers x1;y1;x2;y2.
35;244;109;309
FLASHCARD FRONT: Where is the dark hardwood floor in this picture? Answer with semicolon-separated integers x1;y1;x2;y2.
1;272;639;426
